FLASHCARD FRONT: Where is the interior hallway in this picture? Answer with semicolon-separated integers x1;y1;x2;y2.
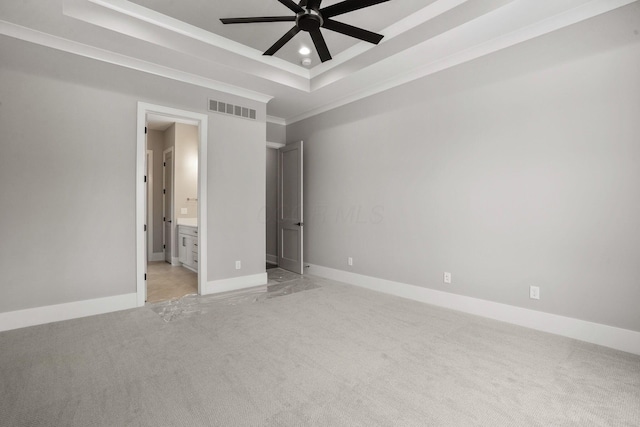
146;261;197;303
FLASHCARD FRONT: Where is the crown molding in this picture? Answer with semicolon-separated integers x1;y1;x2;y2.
89;0;310;79
266;115;287;126
266;141;286;149
309;0;470;78
0;20;273;104
287;0;638;124
3;0;635;122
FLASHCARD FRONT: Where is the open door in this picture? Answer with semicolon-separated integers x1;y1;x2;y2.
278;141;303;274
163;148;174;263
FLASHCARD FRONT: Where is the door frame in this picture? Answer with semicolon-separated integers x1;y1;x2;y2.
136;102;208;307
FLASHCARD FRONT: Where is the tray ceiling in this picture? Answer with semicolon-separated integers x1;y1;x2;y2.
0;0;637;122
129;0;436;67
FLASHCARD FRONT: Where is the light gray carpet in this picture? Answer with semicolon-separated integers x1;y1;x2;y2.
1;271;639;426
148;269;320;322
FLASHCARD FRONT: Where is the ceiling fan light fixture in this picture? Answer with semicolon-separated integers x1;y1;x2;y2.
220;0;389;63
301;57;312;66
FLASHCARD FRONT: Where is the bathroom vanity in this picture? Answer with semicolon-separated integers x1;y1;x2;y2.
177;221;198;272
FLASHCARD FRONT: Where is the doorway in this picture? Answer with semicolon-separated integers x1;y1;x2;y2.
265;141;304;274
136;102;208;307
277;141;304;274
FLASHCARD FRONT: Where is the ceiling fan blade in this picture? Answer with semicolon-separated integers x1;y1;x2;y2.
278;0;305;13
221;16;296;24
309;29;332;62
299;0;308;6
322;19;383;44
306;0;322;10
321;0;389;18
264;26;301;56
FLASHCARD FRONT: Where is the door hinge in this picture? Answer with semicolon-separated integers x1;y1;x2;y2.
144;224;147;232
163;162;166;167
145;126;147;134
163;189;166;194
144;175;147;183
163;216;166;222
163;244;166;249
144;273;147;280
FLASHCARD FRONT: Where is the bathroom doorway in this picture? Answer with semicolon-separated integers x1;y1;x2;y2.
136;103;208;307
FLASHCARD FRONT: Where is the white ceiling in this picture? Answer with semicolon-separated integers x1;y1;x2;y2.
1;0;637;123
129;0;436;66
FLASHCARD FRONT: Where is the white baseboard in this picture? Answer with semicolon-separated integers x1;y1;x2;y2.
0;293;138;333
149;252;165;262
181;263;198;273
307;264;640;356
171;256;180;266
266;254;278;265
203;273;268;295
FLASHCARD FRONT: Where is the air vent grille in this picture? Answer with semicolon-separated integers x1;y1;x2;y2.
209;99;256;120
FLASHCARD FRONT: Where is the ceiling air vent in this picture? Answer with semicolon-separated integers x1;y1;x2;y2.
209;99;256;120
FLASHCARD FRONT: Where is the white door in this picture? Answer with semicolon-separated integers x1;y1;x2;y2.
278;141;303;274
163;149;174;263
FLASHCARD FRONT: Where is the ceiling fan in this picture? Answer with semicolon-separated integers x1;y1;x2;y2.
220;0;390;63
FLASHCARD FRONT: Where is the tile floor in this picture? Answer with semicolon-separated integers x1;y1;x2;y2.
146;261;197;303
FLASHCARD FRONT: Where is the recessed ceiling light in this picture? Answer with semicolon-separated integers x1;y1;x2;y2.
299;47;311;55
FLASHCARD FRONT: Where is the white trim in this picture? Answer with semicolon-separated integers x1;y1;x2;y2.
150;252;165;262
309;0;470;78
88;0;309;78
306;264;640;356
137;102;209;307
286;0;639;124
90;0;465;78
2;0;631;124
266;141;285;149
266;116;287;126
299;141;304;274
0;293;137;332
182;264;198;274
266;254;278;265
0;20;273;104
202;273;268;295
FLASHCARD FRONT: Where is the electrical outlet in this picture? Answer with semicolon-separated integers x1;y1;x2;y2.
443;272;452;284
530;286;540;300
235;260;241;270
348;257;353;266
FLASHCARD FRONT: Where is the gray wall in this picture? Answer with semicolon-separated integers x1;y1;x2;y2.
266;148;278;261
147;129;164;255
173;123;199;221
0;35;266;313
287;7;640;332
267;122;286;144
266;121;285;262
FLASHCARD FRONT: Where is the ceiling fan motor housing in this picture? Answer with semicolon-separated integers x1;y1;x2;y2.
296;9;323;32
220;0;389;62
